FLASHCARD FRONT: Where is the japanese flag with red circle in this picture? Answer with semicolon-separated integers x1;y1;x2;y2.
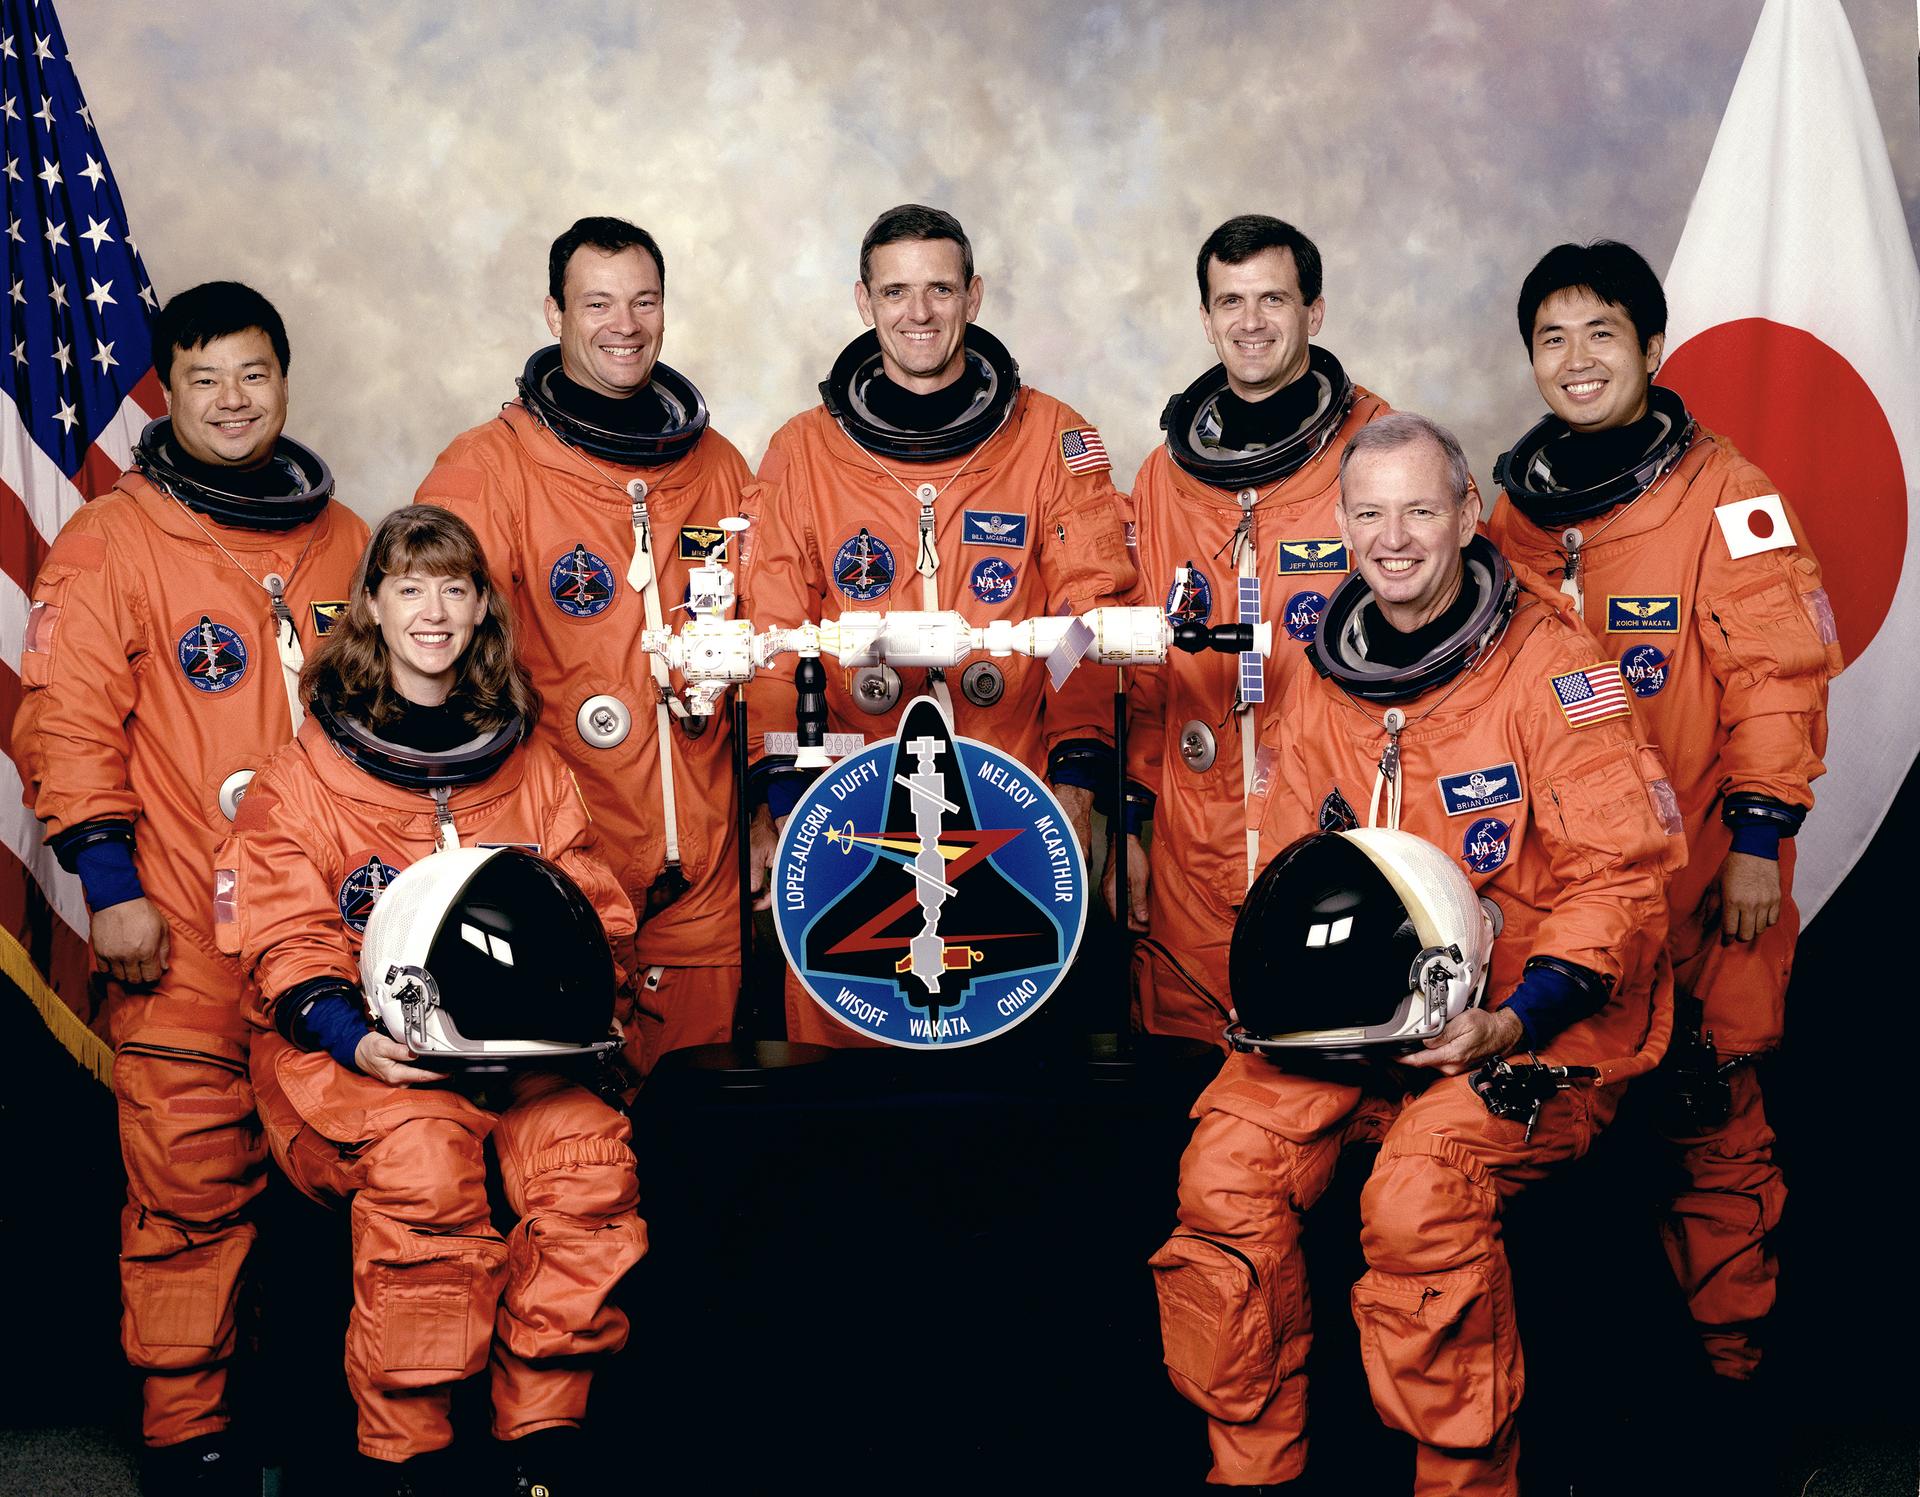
1658;0;1920;919
1713;494;1795;560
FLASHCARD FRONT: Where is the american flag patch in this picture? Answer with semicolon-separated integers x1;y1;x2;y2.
1059;426;1110;474
1549;664;1631;728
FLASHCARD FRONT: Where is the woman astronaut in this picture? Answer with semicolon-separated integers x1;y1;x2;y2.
214;505;643;1494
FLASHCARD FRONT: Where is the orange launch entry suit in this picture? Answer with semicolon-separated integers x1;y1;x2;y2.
1153;567;1683;1494
741;387;1135;1045
1488;426;1840;1377
1123;385;1388;1042
416;402;752;1071
13;473;366;1447
215;722;644;1462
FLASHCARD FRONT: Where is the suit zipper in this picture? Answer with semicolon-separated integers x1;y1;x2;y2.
116;1041;246;1076
1170;1231;1260;1286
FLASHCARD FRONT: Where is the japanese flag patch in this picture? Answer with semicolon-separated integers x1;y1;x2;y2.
1059;426;1110;475
1714;494;1795;558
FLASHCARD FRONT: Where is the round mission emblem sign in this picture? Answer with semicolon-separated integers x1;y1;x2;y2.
772;696;1087;1048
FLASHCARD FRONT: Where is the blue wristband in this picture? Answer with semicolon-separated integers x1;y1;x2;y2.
302;993;376;1072
1047;737;1112;794
1499;963;1604;1050
75;838;144;912
766;775;805;821
1728;822;1782;860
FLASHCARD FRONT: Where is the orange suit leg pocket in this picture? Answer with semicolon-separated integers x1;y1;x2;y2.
1148;1232;1293;1423
1350;1262;1512;1450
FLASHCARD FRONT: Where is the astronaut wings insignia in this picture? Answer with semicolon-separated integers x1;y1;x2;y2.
1607;595;1681;633
1439;762;1523;816
1277;538;1350;574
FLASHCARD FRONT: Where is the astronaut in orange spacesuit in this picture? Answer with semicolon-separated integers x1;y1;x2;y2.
739;204;1134;1046
14;282;367;1490
1153;413;1683;1494
217;506;643;1494
1108;215;1393;1046
1487;240;1840;1382
415;216;753;1073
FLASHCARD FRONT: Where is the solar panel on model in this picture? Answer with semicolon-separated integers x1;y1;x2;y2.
1238;575;1265;704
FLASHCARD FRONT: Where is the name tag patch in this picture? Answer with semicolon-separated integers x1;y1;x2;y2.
1438;762;1522;816
680;524;727;560
963;510;1028;548
1276;538;1348;574
1606;595;1680;632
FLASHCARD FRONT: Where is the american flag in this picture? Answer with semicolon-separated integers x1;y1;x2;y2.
1059;425;1109;475
1549;663;1631;729
2;0;165;1073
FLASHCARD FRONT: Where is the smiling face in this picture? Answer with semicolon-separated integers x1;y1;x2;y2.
1337;438;1479;633
1201;246;1324;401
370;570;488;707
1529;286;1663;433
162;327;288;469
853;237;983;394
545;244;665;399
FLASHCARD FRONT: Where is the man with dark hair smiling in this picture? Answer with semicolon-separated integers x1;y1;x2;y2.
1108;214;1393;1046
14;281;367;1491
740;203;1134;1047
415;215;753;1076
1489;239;1842;1392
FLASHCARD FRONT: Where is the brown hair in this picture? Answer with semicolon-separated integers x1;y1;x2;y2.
302;505;540;731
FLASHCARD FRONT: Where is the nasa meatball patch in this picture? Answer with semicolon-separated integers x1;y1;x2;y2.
1620;644;1670;698
1282;589;1329;643
1438;763;1521;816
1461;817;1511;875
969;556;1018;604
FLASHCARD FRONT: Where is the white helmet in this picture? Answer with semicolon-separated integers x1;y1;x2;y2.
359;846;621;1063
1227;827;1499;1059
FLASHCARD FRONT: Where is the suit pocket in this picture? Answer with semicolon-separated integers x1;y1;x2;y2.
1351;1263;1517;1448
1148;1232;1290;1422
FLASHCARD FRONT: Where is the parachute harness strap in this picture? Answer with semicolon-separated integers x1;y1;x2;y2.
842;406;1012;727
1368;707;1406;831
551;441;687;870
166;492;318;733
1228;486;1263;886
1555;461;1680;615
